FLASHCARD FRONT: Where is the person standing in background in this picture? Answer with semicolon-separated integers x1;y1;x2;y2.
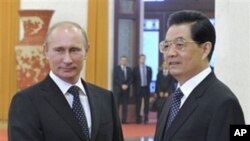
133;54;152;124
154;61;176;119
8;21;124;141
154;10;244;141
113;55;133;124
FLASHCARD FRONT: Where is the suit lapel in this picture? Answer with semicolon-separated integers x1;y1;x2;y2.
41;76;86;141
81;81;100;141
164;93;199;140
154;94;172;141
163;72;216;141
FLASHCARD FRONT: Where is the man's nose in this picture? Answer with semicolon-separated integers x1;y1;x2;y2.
63;51;73;63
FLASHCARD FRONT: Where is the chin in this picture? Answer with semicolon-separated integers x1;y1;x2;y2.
62;77;77;84
59;73;76;80
169;70;181;77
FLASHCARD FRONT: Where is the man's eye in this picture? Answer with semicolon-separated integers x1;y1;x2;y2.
164;44;169;48
176;43;184;46
55;48;64;52
71;48;80;52
175;43;184;50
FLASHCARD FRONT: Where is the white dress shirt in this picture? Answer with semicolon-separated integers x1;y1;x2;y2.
49;71;92;135
178;67;212;108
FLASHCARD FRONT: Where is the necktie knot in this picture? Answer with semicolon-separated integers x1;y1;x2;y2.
174;88;184;100
68;86;80;97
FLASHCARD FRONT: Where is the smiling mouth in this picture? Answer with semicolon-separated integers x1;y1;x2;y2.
61;67;75;71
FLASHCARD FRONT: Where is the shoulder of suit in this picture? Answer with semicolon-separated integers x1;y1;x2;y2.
196;74;237;100
14;79;45;99
85;82;112;94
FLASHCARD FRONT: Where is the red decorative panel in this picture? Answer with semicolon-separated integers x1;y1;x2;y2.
16;10;54;90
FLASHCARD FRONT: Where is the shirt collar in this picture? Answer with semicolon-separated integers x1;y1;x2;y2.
49;71;86;95
178;67;212;98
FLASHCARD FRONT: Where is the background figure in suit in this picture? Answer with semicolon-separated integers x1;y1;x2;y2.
133;54;152;124
154;61;176;119
8;21;124;141
154;10;245;141
113;55;133;123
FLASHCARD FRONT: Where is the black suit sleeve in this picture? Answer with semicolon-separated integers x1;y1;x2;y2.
8;92;43;141
110;92;124;141
133;67;137;84
127;67;133;86
113;67;123;86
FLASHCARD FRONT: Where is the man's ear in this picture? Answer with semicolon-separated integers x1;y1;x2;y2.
84;47;89;60
201;41;212;60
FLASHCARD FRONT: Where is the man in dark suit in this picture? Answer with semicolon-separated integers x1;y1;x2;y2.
154;10;245;141
133;54;152;124
113;55;133;123
8;21;124;141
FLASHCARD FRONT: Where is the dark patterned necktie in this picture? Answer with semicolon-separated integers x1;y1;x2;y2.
68;86;90;141
166;88;184;130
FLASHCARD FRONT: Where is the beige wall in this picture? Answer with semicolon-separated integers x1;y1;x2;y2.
215;0;250;123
